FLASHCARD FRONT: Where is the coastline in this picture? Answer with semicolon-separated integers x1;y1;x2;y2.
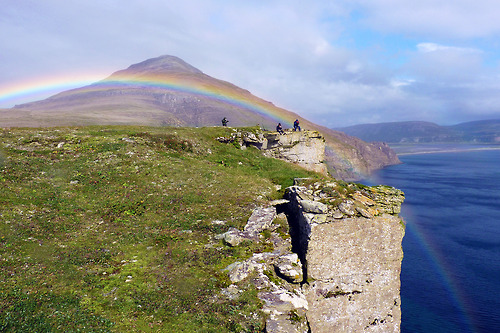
388;143;500;156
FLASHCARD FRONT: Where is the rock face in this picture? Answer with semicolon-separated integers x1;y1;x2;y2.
218;129;327;175
284;181;405;332
262;131;327;175
304;216;403;332
219;179;405;332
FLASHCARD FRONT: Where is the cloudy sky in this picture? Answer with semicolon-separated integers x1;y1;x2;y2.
2;0;500;127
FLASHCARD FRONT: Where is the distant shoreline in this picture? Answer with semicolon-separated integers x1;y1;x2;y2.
388;144;500;156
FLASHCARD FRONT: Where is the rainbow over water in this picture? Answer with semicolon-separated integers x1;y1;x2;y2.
366;170;478;332
401;206;477;332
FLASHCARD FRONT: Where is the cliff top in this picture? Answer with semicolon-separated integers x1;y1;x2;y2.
0;125;325;331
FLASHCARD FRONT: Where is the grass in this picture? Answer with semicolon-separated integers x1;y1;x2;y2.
0;125;324;332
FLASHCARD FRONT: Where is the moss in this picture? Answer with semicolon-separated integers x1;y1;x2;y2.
288;309;304;324
263;269;283;286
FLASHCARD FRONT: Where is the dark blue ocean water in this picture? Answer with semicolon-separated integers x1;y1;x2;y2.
364;149;500;333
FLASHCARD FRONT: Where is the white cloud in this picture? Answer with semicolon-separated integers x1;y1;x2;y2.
417;43;482;54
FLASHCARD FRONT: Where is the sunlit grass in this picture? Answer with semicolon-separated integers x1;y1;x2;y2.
0;125;323;332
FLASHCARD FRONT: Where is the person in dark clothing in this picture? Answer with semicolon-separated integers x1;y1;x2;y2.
221;117;228;126
293;119;301;131
276;122;284;134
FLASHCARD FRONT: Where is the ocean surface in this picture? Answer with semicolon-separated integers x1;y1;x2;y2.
363;147;500;333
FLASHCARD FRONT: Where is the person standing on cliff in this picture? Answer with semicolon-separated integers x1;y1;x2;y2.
293;119;301;131
276;122;284;134
221;117;228;127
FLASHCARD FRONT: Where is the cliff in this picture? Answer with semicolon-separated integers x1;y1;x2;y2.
285;182;405;332
222;179;405;332
217;129;327;175
260;131;327;175
0;125;404;331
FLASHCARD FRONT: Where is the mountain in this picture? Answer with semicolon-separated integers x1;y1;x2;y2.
450;119;500;142
7;55;276;128
0;55;400;180
336;120;500;143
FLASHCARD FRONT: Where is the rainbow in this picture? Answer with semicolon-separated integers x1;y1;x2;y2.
401;206;477;332
365;169;478;332
0;73;294;127
0;73;102;108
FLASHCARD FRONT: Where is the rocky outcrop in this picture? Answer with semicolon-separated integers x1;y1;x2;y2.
219;205;310;332
322;129;401;181
284;181;405;332
215;206;276;246
219;180;405;332
218;129;328;175
261;131;327;175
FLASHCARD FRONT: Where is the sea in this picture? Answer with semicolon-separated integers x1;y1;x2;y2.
362;145;500;333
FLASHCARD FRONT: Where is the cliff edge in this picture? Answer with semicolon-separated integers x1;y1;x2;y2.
284;181;405;332
222;178;405;332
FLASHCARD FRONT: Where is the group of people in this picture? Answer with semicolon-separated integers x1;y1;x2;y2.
276;119;301;134
221;117;301;133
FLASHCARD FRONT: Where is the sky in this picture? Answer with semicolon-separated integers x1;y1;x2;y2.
2;0;500;127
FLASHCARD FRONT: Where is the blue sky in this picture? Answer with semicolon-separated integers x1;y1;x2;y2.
2;0;500;127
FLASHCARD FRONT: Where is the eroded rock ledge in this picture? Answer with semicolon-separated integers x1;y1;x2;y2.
219;179;405;332
217;129;327;175
285;180;405;332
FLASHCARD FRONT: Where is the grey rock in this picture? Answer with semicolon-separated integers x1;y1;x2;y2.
270;199;289;206
121;137;135;143
356;205;374;218
273;253;303;283
338;200;357;216
305;214;404;332
217;228;248;247
220;284;241;300
225;261;257;283
352;191;376;206
244;206;276;236
300;200;328;214
259;289;308;314
264;308;309;333
311;214;328;224
216;206;277;246
261;131;328;175
282;181;405;332
331;210;344;219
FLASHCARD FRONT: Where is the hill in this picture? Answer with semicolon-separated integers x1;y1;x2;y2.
336;120;500;143
0;55;399;180
7;55;277;128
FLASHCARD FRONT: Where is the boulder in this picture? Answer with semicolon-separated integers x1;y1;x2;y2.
273;253;303;283
300;200;328;214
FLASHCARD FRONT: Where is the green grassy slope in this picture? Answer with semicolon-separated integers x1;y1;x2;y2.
0;126;324;332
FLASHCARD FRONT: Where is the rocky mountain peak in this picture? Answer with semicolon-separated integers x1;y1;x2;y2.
108;55;203;79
